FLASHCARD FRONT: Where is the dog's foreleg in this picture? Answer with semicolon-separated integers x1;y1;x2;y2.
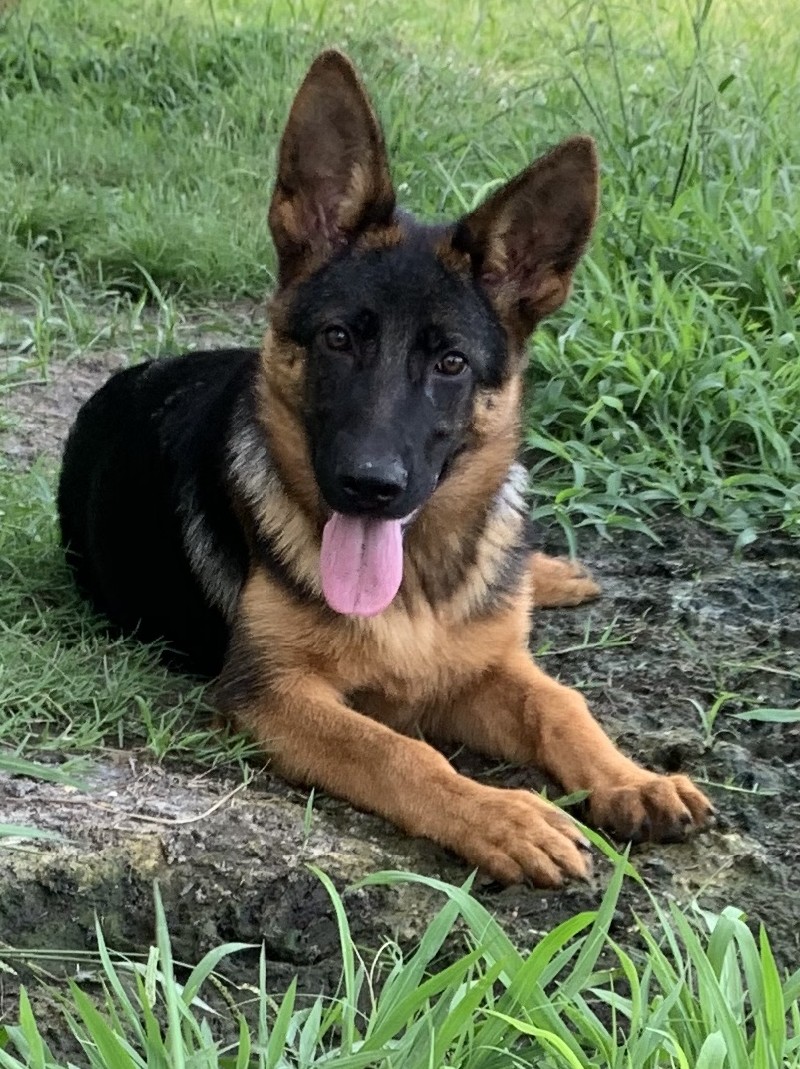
434;649;714;842
218;666;591;887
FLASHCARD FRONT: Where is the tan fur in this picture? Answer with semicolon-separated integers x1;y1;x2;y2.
215;50;714;887
433;239;473;278
355;221;405;252
256;330;321;526
530;553;602;608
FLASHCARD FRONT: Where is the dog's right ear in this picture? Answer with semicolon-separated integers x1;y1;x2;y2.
268;51;396;287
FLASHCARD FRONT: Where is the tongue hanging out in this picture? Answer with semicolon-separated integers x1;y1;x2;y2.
320;512;404;616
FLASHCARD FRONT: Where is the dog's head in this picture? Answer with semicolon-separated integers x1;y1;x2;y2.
263;51;598;616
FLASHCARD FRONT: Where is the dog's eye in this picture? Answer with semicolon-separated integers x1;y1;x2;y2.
434;352;467;376
323;326;352;352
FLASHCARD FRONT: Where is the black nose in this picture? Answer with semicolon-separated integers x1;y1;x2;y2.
337;457;408;510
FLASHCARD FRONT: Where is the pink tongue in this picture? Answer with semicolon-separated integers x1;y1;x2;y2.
320;512;404;617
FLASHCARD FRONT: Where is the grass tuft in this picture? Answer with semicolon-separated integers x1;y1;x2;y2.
2;863;799;1066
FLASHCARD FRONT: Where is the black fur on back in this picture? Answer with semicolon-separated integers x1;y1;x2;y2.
58;349;261;675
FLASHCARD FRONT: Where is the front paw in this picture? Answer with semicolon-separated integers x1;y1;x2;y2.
588;772;714;843
448;786;593;887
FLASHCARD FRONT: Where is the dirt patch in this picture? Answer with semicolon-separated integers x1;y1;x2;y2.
2;353;129;468
1;351;799;1047
1;299;264;468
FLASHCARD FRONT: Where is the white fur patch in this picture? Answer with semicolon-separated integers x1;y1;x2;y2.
492;460;529;520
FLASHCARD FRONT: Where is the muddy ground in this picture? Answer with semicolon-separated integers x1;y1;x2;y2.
1;353;799;1045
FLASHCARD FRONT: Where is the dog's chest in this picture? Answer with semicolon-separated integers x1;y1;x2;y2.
331;598;528;711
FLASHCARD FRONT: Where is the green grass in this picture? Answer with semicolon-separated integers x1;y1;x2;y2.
0;464;256;767
1;0;798;537
2;863;800;1067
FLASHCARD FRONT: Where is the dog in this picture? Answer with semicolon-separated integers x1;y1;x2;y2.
58;50;713;885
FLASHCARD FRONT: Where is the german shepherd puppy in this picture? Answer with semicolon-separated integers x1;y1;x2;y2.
58;51;713;885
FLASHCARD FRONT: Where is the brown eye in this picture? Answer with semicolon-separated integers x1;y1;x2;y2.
435;352;467;376
323;326;352;352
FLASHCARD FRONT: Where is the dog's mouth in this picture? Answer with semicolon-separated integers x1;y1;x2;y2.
320;512;411;617
318;464;450;617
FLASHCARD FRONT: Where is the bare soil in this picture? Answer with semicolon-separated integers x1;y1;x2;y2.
1;354;799;1045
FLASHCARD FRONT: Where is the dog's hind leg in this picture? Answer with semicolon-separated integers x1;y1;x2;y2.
530;552;601;608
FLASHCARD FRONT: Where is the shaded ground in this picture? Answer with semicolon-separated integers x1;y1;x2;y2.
1;354;799;1041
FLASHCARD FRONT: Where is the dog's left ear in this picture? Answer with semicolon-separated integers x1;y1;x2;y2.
268;50;395;287
451;136;599;347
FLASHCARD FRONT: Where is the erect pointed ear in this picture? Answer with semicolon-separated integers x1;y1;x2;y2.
450;136;599;346
268;50;396;287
